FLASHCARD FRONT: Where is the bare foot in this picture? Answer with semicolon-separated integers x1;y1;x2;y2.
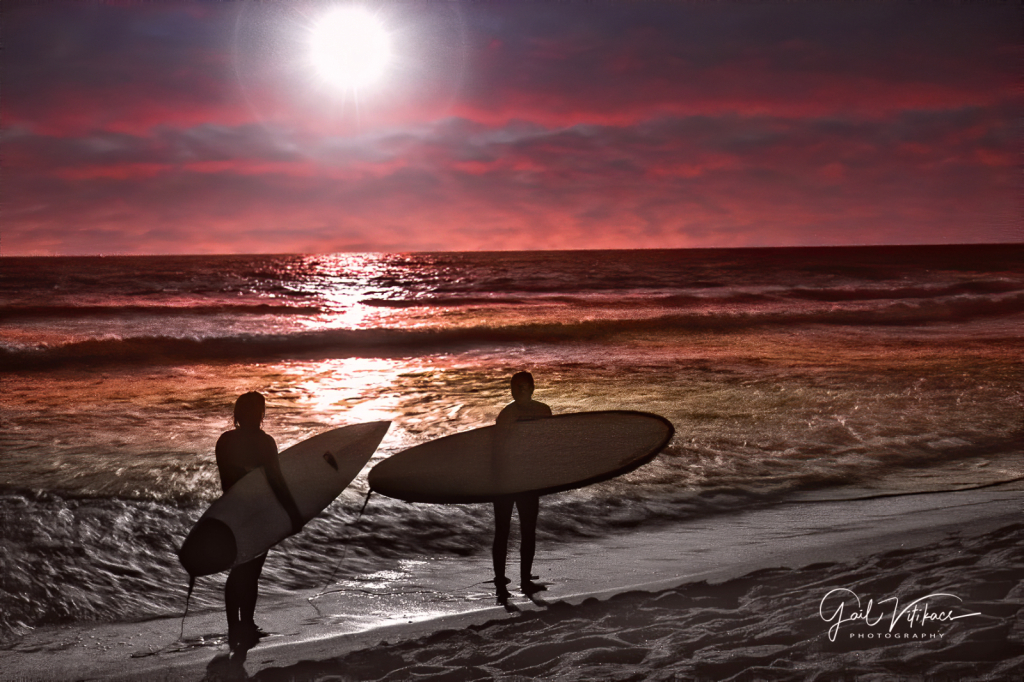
521;580;546;595
493;576;512;599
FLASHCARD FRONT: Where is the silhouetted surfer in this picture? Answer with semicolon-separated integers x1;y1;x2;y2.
216;391;303;652
492;371;551;599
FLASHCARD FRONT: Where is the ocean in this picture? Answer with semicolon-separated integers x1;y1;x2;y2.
2;245;1022;641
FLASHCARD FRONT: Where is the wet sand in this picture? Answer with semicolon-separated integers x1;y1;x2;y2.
2;487;1022;681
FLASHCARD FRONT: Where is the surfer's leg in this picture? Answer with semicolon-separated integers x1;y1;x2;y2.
492;498;514;593
516;494;542;592
225;553;267;649
238;553;268;628
224;568;244;645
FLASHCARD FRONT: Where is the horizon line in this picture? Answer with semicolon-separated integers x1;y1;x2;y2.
4;242;1024;259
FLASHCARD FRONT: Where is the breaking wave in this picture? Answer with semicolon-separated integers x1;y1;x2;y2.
4;292;1022;370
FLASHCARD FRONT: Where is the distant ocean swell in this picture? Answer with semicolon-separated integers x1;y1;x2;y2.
361;279;1023;307
0;304;323;321
6;279;1021;315
4;293;1023;370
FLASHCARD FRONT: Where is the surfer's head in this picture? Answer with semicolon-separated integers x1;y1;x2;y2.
233;391;266;430
510;371;535;401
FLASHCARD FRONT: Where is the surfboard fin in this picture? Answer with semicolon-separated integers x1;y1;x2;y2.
356;490;373;517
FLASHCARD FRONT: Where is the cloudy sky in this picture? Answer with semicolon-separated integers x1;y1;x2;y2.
5;2;1020;255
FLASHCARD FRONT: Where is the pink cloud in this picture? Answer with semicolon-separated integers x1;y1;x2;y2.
4;2;1019;254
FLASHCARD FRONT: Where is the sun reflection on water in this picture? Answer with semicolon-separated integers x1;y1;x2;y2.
290;253;411;331
265;355;454;447
289;357;401;422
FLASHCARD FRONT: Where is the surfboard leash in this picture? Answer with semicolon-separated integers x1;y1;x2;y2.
308;490;374;610
179;575;196;641
172;491;377;641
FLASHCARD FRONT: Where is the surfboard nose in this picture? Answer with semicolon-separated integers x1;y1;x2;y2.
178;518;237;577
348;421;391;463
362;420;391;443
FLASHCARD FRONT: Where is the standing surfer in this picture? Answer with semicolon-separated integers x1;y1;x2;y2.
215;391;304;652
492;371;551;599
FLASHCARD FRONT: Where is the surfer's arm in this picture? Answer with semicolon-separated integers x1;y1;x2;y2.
215;434;239;493
261;438;305;534
495;406;515;430
491;406;517;477
494;406;518;443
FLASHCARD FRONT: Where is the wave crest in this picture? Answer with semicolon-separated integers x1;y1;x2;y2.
3;292;1022;370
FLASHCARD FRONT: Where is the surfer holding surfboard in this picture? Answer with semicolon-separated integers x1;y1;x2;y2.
179;399;390;653
368;378;674;601
492;371;550;599
215;391;303;652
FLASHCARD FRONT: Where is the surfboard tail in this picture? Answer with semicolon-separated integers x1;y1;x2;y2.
178;518;238;577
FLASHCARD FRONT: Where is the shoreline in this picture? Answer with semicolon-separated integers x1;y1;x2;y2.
2;486;1022;681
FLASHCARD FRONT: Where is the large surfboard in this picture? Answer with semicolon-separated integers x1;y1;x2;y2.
179;421;390;577
368;411;672;504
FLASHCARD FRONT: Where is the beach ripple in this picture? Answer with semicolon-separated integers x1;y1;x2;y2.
250;523;1024;681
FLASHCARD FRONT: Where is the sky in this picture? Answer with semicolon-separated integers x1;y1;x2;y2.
4;1;1021;256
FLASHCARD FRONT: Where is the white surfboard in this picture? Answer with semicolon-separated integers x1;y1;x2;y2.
179;421;390;577
368;411;672;504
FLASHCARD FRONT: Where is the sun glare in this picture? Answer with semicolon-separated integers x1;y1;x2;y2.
310;7;391;91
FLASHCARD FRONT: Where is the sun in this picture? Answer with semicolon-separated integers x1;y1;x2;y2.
310;7;392;92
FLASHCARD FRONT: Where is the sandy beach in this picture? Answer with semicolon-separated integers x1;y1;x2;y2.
3;484;1022;682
